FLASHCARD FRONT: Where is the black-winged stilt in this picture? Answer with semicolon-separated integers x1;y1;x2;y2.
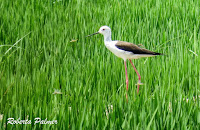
87;26;162;102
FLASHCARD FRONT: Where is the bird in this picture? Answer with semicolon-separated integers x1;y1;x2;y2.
87;25;162;102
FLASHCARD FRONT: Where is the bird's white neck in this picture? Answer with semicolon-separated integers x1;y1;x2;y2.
103;32;112;43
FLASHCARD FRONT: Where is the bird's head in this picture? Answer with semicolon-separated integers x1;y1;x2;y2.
98;26;111;36
86;25;111;37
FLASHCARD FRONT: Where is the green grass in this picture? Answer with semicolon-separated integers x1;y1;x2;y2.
0;0;200;129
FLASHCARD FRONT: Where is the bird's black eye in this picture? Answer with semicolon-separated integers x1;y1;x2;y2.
102;29;105;31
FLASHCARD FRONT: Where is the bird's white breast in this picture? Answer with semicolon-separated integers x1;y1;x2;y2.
104;41;134;60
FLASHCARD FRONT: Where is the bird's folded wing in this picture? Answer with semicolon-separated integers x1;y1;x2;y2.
115;41;161;55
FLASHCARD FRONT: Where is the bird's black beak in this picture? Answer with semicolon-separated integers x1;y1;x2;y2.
86;32;99;37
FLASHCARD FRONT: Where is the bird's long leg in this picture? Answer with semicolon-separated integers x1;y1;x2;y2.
129;59;141;93
124;60;128;102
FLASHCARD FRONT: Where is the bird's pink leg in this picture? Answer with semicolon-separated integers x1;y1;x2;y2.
124;60;128;102
129;59;141;93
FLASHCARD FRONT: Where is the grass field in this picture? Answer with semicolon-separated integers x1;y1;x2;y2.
0;0;200;129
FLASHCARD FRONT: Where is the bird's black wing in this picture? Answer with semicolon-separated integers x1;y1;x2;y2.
115;41;161;55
